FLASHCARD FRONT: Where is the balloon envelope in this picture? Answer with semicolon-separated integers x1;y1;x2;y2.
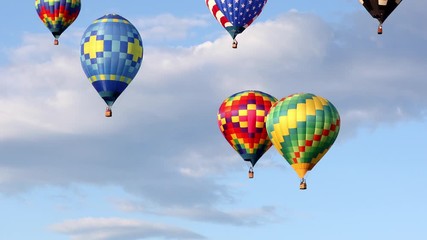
206;0;268;41
360;0;402;24
35;0;81;43
266;93;340;180
80;14;143;109
218;90;277;168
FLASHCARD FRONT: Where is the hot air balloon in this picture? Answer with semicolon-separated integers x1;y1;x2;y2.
266;93;340;190
80;14;143;117
206;0;268;48
35;0;81;45
218;90;277;178
359;0;402;34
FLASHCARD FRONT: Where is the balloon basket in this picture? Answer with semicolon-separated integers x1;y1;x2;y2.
54;39;59;45
105;107;112;117
377;26;383;35
232;40;238;49
299;182;307;190
299;178;307;190
248;167;254;179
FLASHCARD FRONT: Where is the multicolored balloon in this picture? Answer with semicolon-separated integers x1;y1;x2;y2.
80;14;143;117
206;0;268;48
218;90;277;178
266;93;340;189
35;0;81;45
359;0;402;34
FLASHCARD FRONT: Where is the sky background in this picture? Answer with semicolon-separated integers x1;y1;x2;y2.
1;0;427;239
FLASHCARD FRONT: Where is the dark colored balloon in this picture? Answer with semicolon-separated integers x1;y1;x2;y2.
360;0;402;34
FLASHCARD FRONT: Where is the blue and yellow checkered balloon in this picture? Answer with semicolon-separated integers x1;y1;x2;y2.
80;14;143;110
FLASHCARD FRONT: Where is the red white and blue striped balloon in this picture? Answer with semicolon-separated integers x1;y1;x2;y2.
206;0;268;40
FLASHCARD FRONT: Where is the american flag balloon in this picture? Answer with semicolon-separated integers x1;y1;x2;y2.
206;0;268;48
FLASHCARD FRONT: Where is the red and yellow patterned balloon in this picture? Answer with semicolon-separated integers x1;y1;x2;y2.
35;0;81;45
217;90;277;177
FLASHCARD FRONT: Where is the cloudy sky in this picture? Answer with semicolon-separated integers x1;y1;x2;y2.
1;0;426;239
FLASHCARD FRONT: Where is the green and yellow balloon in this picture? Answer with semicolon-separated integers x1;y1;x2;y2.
266;93;340;190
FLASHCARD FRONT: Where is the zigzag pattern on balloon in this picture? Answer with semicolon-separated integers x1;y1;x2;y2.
218;90;277;167
35;0;81;39
266;93;340;179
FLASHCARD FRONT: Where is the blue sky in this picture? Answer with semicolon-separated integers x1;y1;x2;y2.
1;1;427;240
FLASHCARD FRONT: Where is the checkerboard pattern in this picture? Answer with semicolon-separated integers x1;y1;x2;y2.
266;93;340;178
80;14;143;106
35;0;81;39
218;90;277;167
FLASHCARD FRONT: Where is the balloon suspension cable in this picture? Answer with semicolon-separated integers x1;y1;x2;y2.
54;39;59;45
299;178;307;190
232;39;238;49
105;106;112;118
248;167;254;179
377;24;383;35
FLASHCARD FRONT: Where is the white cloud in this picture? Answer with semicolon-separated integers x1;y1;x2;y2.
50;217;205;240
135;14;210;42
157;205;280;226
3;10;426;141
0;33;114;140
114;201;281;226
2;5;427;216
